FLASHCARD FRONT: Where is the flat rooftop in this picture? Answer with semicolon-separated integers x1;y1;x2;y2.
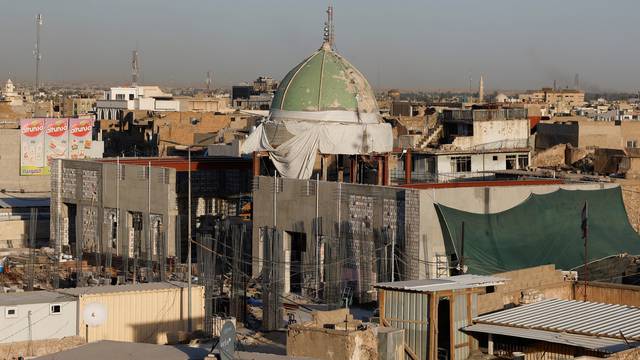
56;281;195;296
0;290;75;306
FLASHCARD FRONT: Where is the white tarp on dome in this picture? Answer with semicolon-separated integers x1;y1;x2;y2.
242;120;392;179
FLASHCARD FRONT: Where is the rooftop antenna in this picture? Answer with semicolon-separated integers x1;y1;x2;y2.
33;14;43;103
574;73;580;90
323;5;335;49
131;48;140;86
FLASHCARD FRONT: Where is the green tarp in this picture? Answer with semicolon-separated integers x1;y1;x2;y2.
435;187;640;275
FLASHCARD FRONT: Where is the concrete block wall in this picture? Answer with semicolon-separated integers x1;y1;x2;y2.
252;176;422;303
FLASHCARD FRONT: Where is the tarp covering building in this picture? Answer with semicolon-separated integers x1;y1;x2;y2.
241;39;392;179
435;187;640;274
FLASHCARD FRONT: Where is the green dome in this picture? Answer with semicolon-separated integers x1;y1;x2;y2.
271;42;379;114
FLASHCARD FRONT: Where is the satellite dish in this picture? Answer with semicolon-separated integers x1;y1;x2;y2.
83;302;107;327
215;321;236;360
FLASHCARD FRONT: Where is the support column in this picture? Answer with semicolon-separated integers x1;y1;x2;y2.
405;149;413;185
321;155;328;181
377;156;384;185
383;154;390;186
488;334;494;356
350;156;358;183
252;151;260;177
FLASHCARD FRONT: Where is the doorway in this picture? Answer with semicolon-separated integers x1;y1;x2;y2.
437;297;451;360
285;231;306;294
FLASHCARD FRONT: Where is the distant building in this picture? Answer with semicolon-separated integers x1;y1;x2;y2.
252;76;278;94
1;78;23;106
518;88;585;107
63;97;96;117
96;86;180;120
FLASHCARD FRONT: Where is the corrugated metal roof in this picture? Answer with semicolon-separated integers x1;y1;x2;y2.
374;274;505;292
474;298;640;341
56;281;195;296
464;323;634;354
0;290;75;306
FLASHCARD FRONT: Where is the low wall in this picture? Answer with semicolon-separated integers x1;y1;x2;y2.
287;325;378;360
574;282;640;307
478;265;574;315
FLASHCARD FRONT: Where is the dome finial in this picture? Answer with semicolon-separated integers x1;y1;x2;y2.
323;5;334;49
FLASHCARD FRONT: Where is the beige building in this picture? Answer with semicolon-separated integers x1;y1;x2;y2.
57;282;205;344
63;97;96;117
176;96;230;113
519;88;585;107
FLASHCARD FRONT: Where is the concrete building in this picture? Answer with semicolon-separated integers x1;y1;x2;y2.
400;148;530;183
252;175;619;303
253;76;279;94
518;88;585;107
0;291;77;344
62;97;96;118
96;86;180;121
0;197;49;248
50;159;178;277
535;118;640;151
441;108;530;150
57;282;204;344
50;156;252;280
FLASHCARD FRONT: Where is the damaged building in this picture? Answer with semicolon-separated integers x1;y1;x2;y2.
49;156;252;284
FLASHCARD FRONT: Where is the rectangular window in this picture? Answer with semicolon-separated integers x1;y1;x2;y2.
450;156;471;173
627;140;637;148
5;307;17;318
129;94;135;100
50;304;62;314
506;155;517;170
116;94;125;100
517;155;529;169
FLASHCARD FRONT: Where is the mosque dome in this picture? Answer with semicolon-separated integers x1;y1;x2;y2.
270;42;380;121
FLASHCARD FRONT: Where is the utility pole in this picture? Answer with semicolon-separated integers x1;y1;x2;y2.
315;174;320;299
582;201;589;301
460;221;465;274
187;146;192;332
33;14;43;116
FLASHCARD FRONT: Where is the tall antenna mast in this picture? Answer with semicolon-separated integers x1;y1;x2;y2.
34;14;43;102
323;5;335;49
206;71;212;92
131;49;140;86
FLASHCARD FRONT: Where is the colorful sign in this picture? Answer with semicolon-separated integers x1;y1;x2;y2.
44;118;69;174
69;118;94;160
20;119;46;175
20;118;95;176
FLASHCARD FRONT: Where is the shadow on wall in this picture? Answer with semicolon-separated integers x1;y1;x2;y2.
129;317;205;344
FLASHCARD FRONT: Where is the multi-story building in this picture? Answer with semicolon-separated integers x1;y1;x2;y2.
96;86;180;120
62;97;96;117
518;88;585;107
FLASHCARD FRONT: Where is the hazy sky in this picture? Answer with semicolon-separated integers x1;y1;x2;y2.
1;0;639;92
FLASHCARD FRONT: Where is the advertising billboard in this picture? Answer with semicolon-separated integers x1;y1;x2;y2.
20;118;46;176
44;118;69;174
20;118;95;176
69;118;93;159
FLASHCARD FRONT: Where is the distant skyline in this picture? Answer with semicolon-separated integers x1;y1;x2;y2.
1;0;640;92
